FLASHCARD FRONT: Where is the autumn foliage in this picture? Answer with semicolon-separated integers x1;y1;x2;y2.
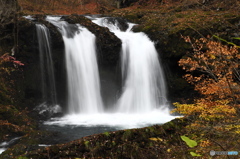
180;37;240;101
0;54;35;141
174;36;240;122
0;53;24;105
171;37;240;156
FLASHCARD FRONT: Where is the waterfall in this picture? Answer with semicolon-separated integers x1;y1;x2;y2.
46;16;103;114
36;24;57;105
91;17;167;113
44;16;177;129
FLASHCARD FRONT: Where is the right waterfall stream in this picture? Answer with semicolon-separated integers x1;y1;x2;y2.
91;17;168;113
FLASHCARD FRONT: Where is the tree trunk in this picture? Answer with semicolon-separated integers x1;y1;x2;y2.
116;0;121;8
0;0;20;55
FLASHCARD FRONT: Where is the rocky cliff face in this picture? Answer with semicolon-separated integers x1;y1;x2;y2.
11;15;122;111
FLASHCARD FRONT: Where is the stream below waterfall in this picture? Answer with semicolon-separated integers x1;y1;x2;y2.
39;110;176;144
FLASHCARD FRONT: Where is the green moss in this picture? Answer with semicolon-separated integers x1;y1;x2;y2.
121;129;132;141
84;140;90;148
175;13;185;18
124;14;138;21
143;25;152;31
103;131;110;137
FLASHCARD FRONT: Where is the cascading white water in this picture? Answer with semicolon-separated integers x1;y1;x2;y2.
91;17;167;113
46;16;103;114
36;24;57;105
44;16;178;129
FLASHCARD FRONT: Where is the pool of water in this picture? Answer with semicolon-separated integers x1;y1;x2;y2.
40;124;120;143
40;110;179;143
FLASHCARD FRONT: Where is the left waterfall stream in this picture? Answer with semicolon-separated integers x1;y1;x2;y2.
45;16;104;114
39;15;117;143
34;22;62;119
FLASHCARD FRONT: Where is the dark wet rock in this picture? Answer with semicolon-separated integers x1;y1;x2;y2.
101;17;129;31
63;15;122;67
13;16;67;109
118;0;139;8
32;102;63;121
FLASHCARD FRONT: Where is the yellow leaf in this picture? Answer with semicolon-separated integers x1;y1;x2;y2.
149;137;163;142
167;149;171;152
209;54;216;59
